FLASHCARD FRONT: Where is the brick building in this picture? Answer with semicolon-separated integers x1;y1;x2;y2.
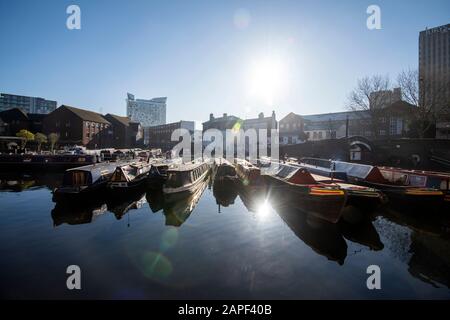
104;113;143;148
43;105;112;148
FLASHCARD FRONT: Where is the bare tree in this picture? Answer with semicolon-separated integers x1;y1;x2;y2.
347;75;391;138
397;69;449;138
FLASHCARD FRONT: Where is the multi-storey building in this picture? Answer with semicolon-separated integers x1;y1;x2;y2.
126;93;166;128
103;114;143;148
279;112;306;145
419;24;450;139
43;105;112;148
279;101;415;144
0;93;57;114
145;120;195;151
369;88;402;109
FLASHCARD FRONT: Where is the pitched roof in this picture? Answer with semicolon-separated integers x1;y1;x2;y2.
0;108;29;121
303;110;369;122
280;112;303;123
104;113;131;126
61;105;110;124
202;114;241;125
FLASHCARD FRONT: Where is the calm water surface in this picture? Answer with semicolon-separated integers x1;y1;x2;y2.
0;172;450;299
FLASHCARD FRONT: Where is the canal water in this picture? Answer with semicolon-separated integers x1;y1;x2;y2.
0;171;449;299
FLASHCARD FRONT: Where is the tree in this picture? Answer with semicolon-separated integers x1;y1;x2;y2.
35;133;48;152
346;75;391;138
48;133;59;152
397;69;449;138
16;129;34;149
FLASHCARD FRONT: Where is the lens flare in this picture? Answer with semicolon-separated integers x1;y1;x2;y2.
256;199;270;219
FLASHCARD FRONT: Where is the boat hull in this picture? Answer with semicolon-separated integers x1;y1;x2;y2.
265;176;347;224
52;182;108;203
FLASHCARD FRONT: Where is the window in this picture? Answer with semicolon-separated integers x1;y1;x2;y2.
318;132;323;139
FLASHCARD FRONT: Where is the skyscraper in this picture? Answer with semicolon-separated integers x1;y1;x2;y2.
126;93;166;127
0;93;57;114
419;24;450;106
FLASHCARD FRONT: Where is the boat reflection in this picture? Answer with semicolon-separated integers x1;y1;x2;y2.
212;179;238;210
147;179;208;227
107;191;147;220
275;206;348;265
339;206;384;251
237;182;384;265
51;200;108;226
236;180;269;214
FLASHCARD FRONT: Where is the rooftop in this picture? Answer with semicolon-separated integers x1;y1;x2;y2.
61;105;110;124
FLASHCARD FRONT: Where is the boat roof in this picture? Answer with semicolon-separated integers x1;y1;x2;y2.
167;161;209;172
333;161;375;180
65;162;120;175
379;166;450;179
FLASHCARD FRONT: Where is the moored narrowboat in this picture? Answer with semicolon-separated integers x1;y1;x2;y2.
267;158;386;207
213;158;238;183
234;159;262;186
301;159;445;206
378;166;450;204
163;160;210;200
107;160;151;194
52;162;118;202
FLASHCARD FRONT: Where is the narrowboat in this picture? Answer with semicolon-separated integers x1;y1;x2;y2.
107;160;151;194
163;161;210;199
378;166;450;204
263;163;347;223
52;162;119;202
299;158;444;206
147;159;179;190
0;153;98;171
213;158;238;183
266;158;385;207
234;159;263;186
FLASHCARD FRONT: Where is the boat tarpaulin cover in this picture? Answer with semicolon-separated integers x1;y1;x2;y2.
334;161;374;180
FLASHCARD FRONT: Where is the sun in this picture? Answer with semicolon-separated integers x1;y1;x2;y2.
247;55;287;106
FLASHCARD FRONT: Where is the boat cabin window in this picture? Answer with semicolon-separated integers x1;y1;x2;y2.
409;175;427;187
63;171;91;186
440;179;449;191
276;165;298;178
166;171;192;188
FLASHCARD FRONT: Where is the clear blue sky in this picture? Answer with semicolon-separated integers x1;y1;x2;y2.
1;0;449;127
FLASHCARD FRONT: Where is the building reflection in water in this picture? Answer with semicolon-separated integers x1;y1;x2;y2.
0;172;63;192
378;208;450;288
